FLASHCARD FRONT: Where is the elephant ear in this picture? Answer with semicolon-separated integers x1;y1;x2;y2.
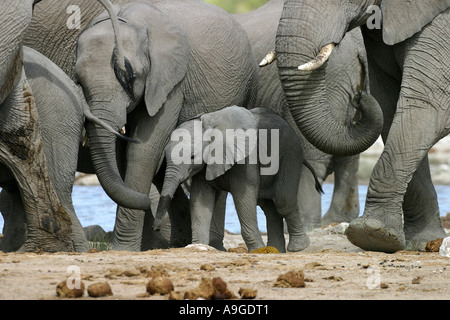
145;6;190;117
381;0;450;45
201;106;257;181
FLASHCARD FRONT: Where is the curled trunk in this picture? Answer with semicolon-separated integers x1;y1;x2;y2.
86;120;151;210
276;2;383;156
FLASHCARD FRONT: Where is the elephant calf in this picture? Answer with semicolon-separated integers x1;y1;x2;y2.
153;106;322;253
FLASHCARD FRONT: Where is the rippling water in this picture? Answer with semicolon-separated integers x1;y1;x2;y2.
0;184;449;235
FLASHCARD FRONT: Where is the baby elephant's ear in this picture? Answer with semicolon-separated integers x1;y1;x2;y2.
201;106;257;181
145;5;190;117
381;0;450;45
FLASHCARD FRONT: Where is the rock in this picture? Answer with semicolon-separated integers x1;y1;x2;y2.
56;279;85;298
184;277;235;300
87;282;113;297
146;277;174;295
274;270;305;288
250;246;280;254
228;246;248;253
439;237;450;258
412;276;423;284
200;264;216;272
168;291;184;300
239;288;257;299
425;238;443;252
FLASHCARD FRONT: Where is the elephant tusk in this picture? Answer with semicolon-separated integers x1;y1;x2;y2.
82;134;89;147
259;50;276;67
120;126;126;135
298;43;335;71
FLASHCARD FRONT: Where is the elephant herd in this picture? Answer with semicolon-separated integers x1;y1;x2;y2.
0;0;448;254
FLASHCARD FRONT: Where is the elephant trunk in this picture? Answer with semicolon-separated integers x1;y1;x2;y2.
86;118;151;210
276;1;383;156
153;166;183;231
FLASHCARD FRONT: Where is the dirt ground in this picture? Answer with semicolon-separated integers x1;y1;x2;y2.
0;224;448;301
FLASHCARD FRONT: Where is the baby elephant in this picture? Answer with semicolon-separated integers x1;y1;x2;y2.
153;106;322;252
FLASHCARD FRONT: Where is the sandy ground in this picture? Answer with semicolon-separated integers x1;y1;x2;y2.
1;224;449;301
1;137;448;301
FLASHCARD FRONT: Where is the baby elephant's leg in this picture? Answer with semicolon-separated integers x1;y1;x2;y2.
276;199;310;252
259;199;286;253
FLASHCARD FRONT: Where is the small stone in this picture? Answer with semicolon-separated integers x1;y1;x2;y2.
250;246;280;254
184;277;235;300
56;279;85;298
146;277;174;295
425;238;443;252
200;264;215;271
87;282;113;297
274;270;305;288
168;291;184;300
412;276;423;284
238;288;257;299
228;246;248;253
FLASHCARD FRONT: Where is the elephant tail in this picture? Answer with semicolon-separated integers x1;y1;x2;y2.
303;160;324;195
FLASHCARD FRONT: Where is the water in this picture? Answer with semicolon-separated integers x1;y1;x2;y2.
0;183;449;235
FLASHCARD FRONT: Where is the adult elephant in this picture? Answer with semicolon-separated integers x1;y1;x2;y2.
1;47;90;252
275;0;449;252
74;0;258;251
232;0;374;229
24;0;197;250
0;0;75;252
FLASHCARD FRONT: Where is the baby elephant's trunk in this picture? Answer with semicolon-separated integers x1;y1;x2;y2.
153;195;172;231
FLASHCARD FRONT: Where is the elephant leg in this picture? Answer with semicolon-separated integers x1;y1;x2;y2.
0;75;73;252
231;190;265;252
347;26;449;253
112;90;183;251
258;199;286;253
189;177;216;245
275;195;310;253
403;155;447;249
0;188;27;252
209;191;227;251
322;155;360;226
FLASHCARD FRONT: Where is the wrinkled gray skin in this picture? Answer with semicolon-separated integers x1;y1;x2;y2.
154;106;323;253
0;47;90;252
75;0;258;251
276;0;449;252
0;0;78;252
25;0;182;251
233;0;373;230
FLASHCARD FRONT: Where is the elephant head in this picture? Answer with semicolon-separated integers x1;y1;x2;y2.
75;0;189;210
153;106;258;230
275;0;449;156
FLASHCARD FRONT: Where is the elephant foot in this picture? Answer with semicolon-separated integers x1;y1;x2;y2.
209;238;227;252
287;234;310;252
345;215;405;253
404;212;448;251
